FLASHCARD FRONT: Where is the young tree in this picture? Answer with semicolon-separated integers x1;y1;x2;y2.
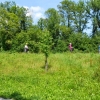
40;30;52;71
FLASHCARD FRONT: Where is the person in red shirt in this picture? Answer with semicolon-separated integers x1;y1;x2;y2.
69;43;73;52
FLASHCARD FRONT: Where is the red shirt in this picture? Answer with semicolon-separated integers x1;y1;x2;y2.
69;44;72;50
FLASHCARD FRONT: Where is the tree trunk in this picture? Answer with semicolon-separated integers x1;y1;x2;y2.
45;55;48;71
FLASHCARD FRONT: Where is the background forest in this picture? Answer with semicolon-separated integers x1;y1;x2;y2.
0;0;100;53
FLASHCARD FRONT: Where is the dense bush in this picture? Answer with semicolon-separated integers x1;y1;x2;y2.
9;31;100;53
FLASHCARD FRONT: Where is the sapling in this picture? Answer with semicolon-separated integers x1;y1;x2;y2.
40;30;52;71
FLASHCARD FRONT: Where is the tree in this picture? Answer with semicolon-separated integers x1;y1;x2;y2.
44;8;61;51
88;0;100;36
58;0;89;33
0;7;20;50
57;0;75;27
37;18;46;30
40;30;52;71
0;1;33;51
26;25;42;53
72;0;89;33
0;1;33;31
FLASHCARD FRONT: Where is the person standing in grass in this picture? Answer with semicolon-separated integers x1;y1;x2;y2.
69;43;73;52
24;43;29;53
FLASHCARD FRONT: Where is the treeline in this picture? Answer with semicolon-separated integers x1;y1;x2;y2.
0;0;100;53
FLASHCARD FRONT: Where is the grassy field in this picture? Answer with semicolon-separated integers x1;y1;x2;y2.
0;52;100;100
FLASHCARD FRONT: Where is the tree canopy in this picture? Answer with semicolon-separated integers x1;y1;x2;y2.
0;0;100;53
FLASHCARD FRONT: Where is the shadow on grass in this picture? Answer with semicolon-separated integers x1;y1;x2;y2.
0;92;26;100
0;92;41;100
10;92;26;100
41;64;52;71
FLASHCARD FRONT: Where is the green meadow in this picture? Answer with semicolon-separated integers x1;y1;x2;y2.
0;52;100;100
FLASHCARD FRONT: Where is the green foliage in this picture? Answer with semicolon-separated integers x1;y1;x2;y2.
40;30;52;57
90;34;100;52
25;26;42;53
12;31;29;52
89;0;100;36
68;33;94;52
44;8;61;50
54;39;67;52
39;30;52;71
58;0;75;27
0;0;100;53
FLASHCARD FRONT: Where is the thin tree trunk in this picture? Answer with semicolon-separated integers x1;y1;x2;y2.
45;55;48;71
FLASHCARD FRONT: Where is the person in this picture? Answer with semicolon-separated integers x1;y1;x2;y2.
99;45;100;53
24;43;29;53
69;43;73;52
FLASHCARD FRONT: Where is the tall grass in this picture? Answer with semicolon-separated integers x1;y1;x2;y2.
0;52;100;100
